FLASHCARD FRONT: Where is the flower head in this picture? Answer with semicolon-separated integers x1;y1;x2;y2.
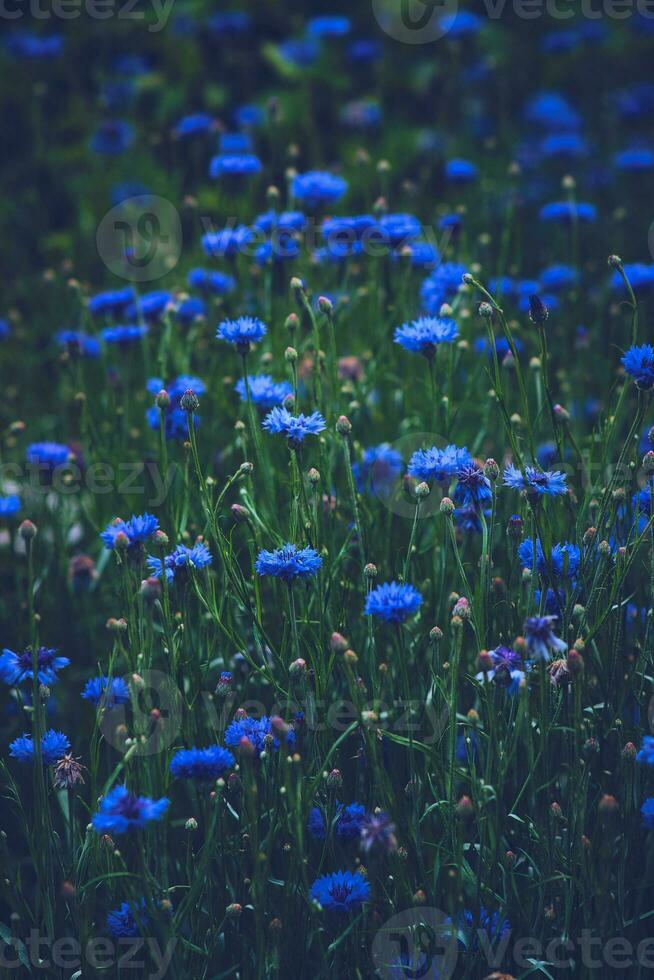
292;171;348;208
637;736;654;767
53;753;86;789
209;153;262;179
255;544;322;583
0;647;69;686
101;513;159;551
108;900;148;938
359;811;397;854
353;444;403;498
517;539;580;579
408;445;472;483
217;316;267;351
82;676;130;708
642;797;654;828
503;464;567;497
622;344;654;389
365;581;423;624
26;442;69;469
310;870;370;914
394;316;458;356
235;375;292;410
147;542;212;583
0;495;20;518
10;730;70;765
524;615;567;661
92;786;169;834
454;462;492;506
262;407;326;445
224;715;295;756
170;745;235;780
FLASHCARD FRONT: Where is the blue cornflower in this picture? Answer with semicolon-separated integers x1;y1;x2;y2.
614;148;654;172
353;444;403;498
26;442;70;469
5;31;64;60
175;297;206;325
441;10;484;36
517;540;580;578
108;900;148;938
292;171;348;208
503;464;567;497
610;264;654;298
209;153;262;179
539;201;597;224
641;798;654;829
445;158;478;182
262;407;326;445
128;291;171;323
102;325;148;346
622;345;654;389
365;581;423;624
10;730;70;765
474;336;522;361
347;38;382;63
202;225;253;258
454;463;492;506
0;495;20;517
90;119;134;155
524;615;567;661
455;908;511;950
278;38;320;67
146;375;205;441
408;445;472;483
170;745;235;780
539;264;579;292
217;316;267;351
378;213;422;247
540;133;588;158
0;647;69;686
420;262;467;315
637;736;654;767
0;319;10;339
633;483;654;523
475;646;525;694
172;113;214;138
224;715;295;756
336;803;367;839
82;676;130;708
394;316;459;356
100;513;159;551
310;870;370;914
92;786;169;834
454;504;491;533
56;331;101;358
88;287;135;317
524;91;581;130
255;544;322;583
307;15;351;37
147;542;213;583
188;268;235;295
233;103;264;128
219;132;254;156
308;803;367;840
235;375;292;410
